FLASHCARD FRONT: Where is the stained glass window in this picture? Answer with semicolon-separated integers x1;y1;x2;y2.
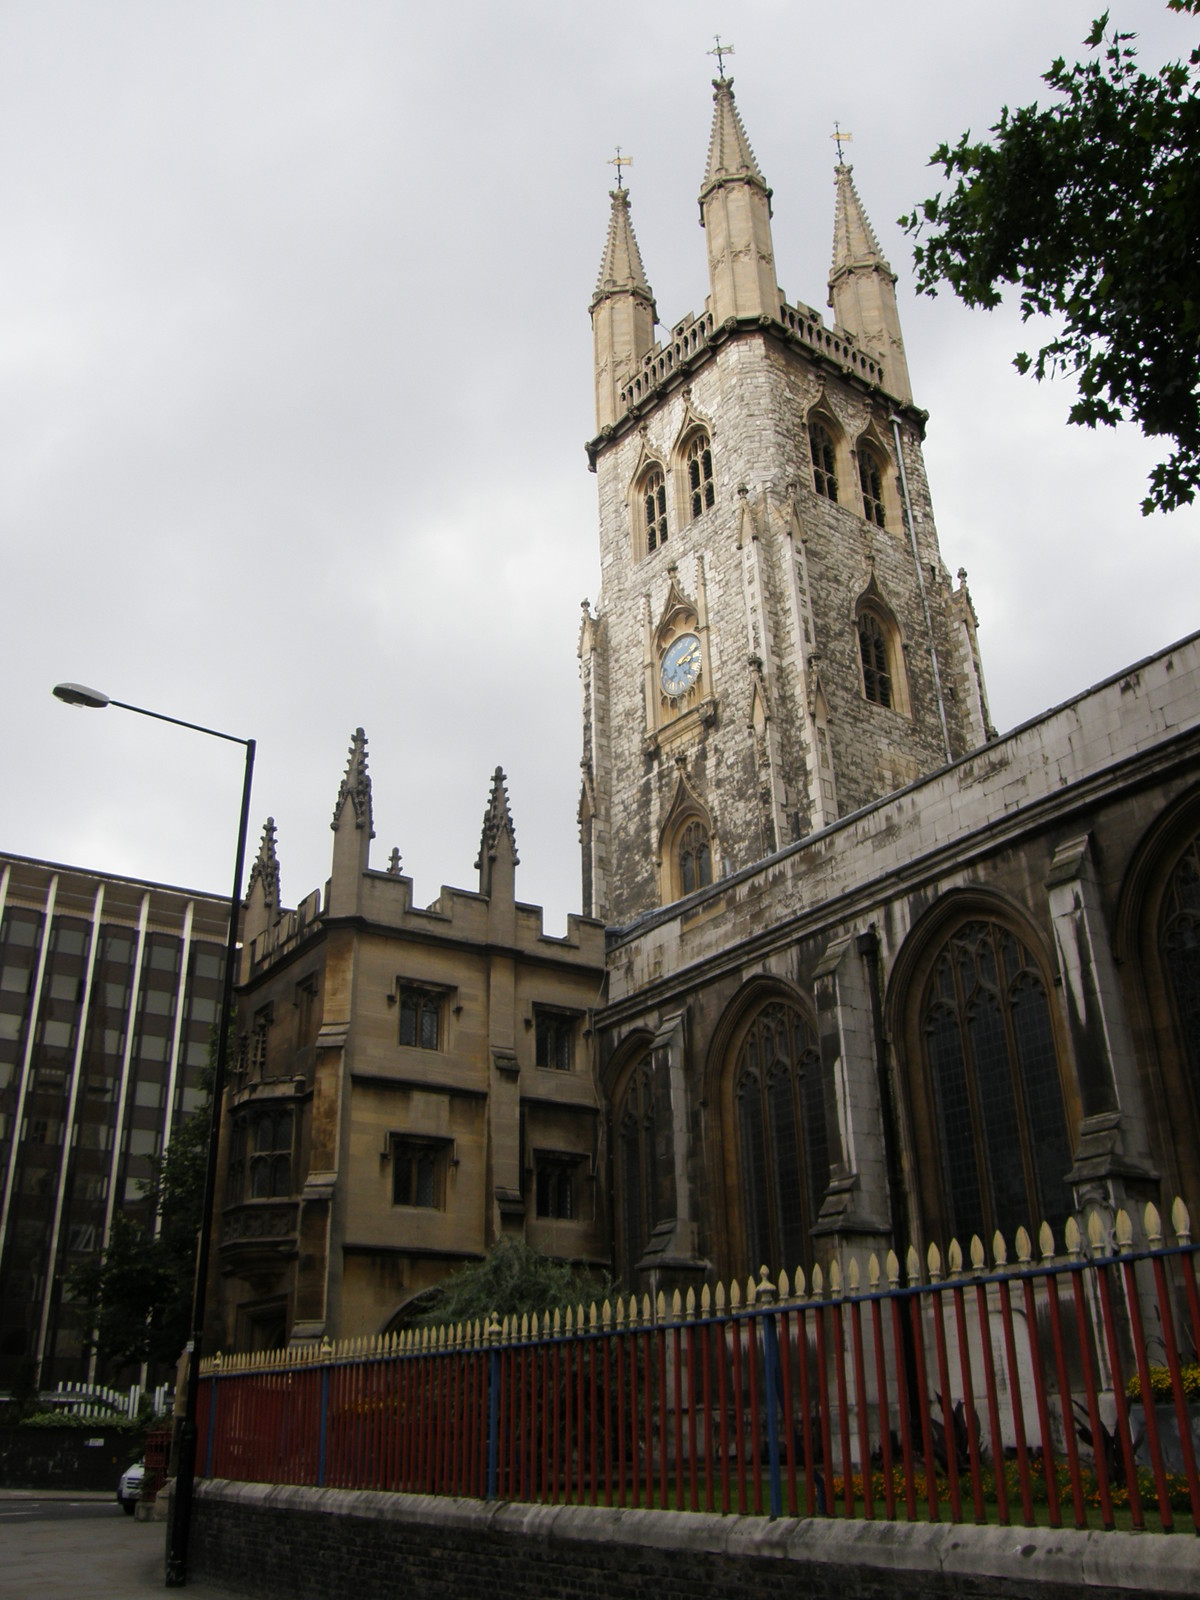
617;1059;656;1279
1162;835;1200;1112
920;920;1071;1241
733;1001;827;1275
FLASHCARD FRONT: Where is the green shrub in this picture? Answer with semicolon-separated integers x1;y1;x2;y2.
19;1410;145;1433
1125;1363;1200;1403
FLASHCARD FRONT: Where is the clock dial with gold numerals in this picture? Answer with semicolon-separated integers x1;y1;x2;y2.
661;632;702;697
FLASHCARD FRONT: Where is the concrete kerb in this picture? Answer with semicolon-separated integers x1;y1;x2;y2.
194;1480;1200;1595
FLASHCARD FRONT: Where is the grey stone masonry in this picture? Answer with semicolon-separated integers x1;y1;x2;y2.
583;318;988;925
605;630;1200;1005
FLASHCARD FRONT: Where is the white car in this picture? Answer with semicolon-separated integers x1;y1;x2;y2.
117;1459;146;1514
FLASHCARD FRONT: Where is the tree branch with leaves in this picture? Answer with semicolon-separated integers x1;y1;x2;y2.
902;3;1200;514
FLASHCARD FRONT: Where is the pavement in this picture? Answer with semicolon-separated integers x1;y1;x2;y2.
0;1490;245;1599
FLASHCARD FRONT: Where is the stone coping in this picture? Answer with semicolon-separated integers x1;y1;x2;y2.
196;1479;1200;1595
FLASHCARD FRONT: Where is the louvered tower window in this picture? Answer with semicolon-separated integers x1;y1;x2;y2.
809;423;838;501
858;612;892;707
642;469;668;554
859;449;886;527
686;433;715;519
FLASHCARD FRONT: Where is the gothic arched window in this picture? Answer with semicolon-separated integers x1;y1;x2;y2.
616;1058;657;1280
1161;834;1200;1112
685;432;715;520
678;819;713;897
919;920;1072;1243
858;611;893;708
809;422;838;502
733;1000;828;1276
858;448;886;527
640;467;668;557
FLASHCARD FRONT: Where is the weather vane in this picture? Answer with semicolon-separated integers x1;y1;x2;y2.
831;122;853;164
709;35;734;76
609;146;632;190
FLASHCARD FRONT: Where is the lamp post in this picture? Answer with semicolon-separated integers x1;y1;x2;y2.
53;682;254;1588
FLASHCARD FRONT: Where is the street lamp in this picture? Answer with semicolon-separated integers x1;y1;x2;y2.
53;681;254;1588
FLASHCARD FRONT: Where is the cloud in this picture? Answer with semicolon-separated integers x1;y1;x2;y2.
4;1;1197;930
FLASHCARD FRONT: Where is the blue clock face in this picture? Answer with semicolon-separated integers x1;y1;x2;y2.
661;632;702;697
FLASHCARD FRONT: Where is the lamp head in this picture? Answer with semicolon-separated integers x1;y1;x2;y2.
53;683;111;709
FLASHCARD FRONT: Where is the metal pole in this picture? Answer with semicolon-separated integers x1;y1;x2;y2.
165;733;254;1585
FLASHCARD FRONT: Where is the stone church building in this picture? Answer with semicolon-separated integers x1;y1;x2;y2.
207;75;1200;1349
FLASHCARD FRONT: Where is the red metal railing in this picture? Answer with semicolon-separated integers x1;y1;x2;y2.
196;1200;1200;1531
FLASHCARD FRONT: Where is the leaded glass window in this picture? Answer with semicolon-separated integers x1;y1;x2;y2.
686;433;715;520
642;468;668;554
1162;835;1200;1113
920;920;1071;1242
536;1159;576;1219
392;1137;445;1208
733;1001;827;1275
250;1109;293;1199
399;988;440;1051
678;820;713;897
809;423;838;501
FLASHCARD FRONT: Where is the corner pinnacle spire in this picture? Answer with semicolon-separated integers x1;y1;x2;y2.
698;73;777;325
332;727;375;838
246;817;281;917
828;160;912;403
701;76;769;202
476;766;519;872
593;184;654;305
831;161;891;279
590;176;657;431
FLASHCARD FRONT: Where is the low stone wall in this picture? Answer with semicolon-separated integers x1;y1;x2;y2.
190;1480;1200;1600
0;1425;142;1491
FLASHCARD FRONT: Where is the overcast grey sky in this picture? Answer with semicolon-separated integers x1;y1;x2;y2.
3;2;1197;931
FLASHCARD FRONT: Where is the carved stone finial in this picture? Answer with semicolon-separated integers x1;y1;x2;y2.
387;847;402;876
246;816;281;915
332;727;375;838
475;766;519;871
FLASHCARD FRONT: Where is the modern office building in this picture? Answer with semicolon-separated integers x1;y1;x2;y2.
0;853;229;1389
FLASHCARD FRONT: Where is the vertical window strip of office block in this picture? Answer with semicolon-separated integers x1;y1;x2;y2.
119;932;182;1218
0;915;91;1379
0;907;45;1380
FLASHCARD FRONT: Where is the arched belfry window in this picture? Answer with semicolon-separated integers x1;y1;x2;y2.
1161;833;1200;1112
809;421;838;502
639;466;668;557
733;1000;828;1276
858;448;886;527
918;919;1072;1243
678;818;713;896
859;611;892;707
685;432;715;520
854;591;909;716
616;1056;658;1279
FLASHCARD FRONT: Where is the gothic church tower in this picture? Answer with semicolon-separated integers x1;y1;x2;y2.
579;75;991;926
